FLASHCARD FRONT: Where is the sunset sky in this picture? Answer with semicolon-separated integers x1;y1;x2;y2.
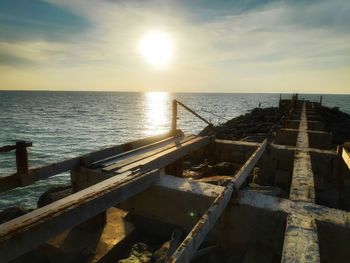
0;0;349;93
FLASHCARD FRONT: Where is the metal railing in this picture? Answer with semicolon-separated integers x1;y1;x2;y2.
171;99;213;132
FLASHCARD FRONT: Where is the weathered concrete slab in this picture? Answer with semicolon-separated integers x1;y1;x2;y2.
281;214;320;263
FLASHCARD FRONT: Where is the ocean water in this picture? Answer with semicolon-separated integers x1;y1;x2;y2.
0;91;349;211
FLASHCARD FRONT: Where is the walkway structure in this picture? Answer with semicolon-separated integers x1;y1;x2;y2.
0;97;349;263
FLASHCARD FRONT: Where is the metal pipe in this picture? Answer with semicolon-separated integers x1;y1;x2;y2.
175;100;212;126
172;99;177;132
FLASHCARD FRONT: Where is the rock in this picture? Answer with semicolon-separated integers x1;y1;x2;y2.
212;162;235;175
118;243;152;263
152;241;170;263
199;107;284;141
245;183;288;198
183;169;203;179
198;176;233;186
37;185;73;208
0;206;28;224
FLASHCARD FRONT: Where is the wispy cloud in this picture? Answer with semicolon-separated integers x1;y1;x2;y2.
0;0;349;93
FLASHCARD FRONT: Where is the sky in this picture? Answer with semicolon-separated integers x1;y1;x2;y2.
0;0;349;93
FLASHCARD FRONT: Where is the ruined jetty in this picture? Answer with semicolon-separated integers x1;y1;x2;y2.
0;95;349;263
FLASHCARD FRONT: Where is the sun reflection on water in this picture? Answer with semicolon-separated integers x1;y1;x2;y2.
144;92;170;136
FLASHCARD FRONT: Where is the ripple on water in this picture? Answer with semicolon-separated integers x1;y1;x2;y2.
0;91;349;210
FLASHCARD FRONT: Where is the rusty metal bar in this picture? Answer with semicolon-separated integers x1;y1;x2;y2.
0;169;160;262
172;99;178;132
175;100;212;126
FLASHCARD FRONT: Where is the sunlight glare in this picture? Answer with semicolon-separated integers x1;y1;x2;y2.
138;31;174;69
144;92;169;135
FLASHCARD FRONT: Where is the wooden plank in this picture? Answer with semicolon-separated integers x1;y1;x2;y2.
168;183;233;263
0;132;179;193
114;136;212;174
102;135;195;172
82;130;183;165
214;139;260;147
232;139;267;189
0;170;159;262
90;132;184;167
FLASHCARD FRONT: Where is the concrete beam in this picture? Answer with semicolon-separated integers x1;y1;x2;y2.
289;103;315;203
290;150;315;202
0;170;160;262
168;184;233;263
232;139;267;189
120;175;224;229
342;145;350;170
283;102;320;262
281;214;320;263
238;191;350;229
275;129;331;149
270;143;337;156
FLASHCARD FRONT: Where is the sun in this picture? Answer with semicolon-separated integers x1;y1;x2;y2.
138;31;174;69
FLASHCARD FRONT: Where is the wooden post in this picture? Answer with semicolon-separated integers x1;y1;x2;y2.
172;99;177;133
279;94;282;108
16;141;29;176
320;96;323;105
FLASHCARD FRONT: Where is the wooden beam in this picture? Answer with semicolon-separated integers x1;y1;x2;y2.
0;170;159;262
168;183;233;263
232;139;267;189
102;135;195;172
0;132;180;193
114;136;213;174
90;132;184;168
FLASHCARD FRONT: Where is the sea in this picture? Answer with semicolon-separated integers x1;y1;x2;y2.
0;91;349;211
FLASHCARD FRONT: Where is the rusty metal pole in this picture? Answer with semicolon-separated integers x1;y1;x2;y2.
279;94;282;108
16;141;29;177
172;99;177;133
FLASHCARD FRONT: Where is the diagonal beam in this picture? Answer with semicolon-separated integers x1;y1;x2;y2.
232;139;267;189
168;183;233;263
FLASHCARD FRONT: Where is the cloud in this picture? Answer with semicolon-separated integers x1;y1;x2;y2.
0;0;349;93
0;0;88;42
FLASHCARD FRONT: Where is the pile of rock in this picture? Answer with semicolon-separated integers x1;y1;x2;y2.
200;107;284;142
317;106;350;145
